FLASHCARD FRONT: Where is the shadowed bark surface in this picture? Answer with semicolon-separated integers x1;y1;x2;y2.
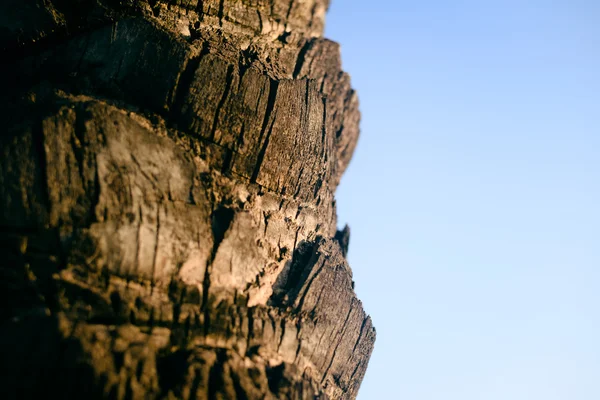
0;1;374;398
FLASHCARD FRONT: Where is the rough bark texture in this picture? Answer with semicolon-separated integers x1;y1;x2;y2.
0;1;374;399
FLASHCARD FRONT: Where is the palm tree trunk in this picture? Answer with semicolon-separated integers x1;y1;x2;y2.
0;1;374;398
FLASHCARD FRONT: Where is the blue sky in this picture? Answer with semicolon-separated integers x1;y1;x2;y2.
325;1;600;399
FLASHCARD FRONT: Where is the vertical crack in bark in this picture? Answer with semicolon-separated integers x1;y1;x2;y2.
209;207;234;262
72;106;87;189
236;122;246;149
277;318;286;351
195;0;205;22
252;118;275;183
294;317;303;361
221;147;234;174
246;307;254;354
263;211;270;235
321;96;327;148
217;0;225;27
293;40;313;79
202;206;234;333
293;167;305;198
90;155;101;223
286;228;301;281
170;49;206;118
151;203;161;291
210;64;235;141
256;10;263;33
134;205;143;274
251;79;279;183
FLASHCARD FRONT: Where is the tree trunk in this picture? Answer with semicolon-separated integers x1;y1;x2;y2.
0;1;374;398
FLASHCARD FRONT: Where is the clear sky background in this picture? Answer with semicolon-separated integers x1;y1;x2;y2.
325;1;600;399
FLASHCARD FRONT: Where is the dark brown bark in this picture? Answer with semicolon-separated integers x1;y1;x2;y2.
0;1;374;399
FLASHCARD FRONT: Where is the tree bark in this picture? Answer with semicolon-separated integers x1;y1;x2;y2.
0;1;374;399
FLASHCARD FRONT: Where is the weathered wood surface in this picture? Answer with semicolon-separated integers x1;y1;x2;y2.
0;1;374;399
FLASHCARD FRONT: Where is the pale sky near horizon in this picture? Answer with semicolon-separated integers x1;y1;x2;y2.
325;1;600;399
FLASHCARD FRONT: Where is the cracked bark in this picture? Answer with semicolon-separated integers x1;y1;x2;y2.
0;0;374;399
